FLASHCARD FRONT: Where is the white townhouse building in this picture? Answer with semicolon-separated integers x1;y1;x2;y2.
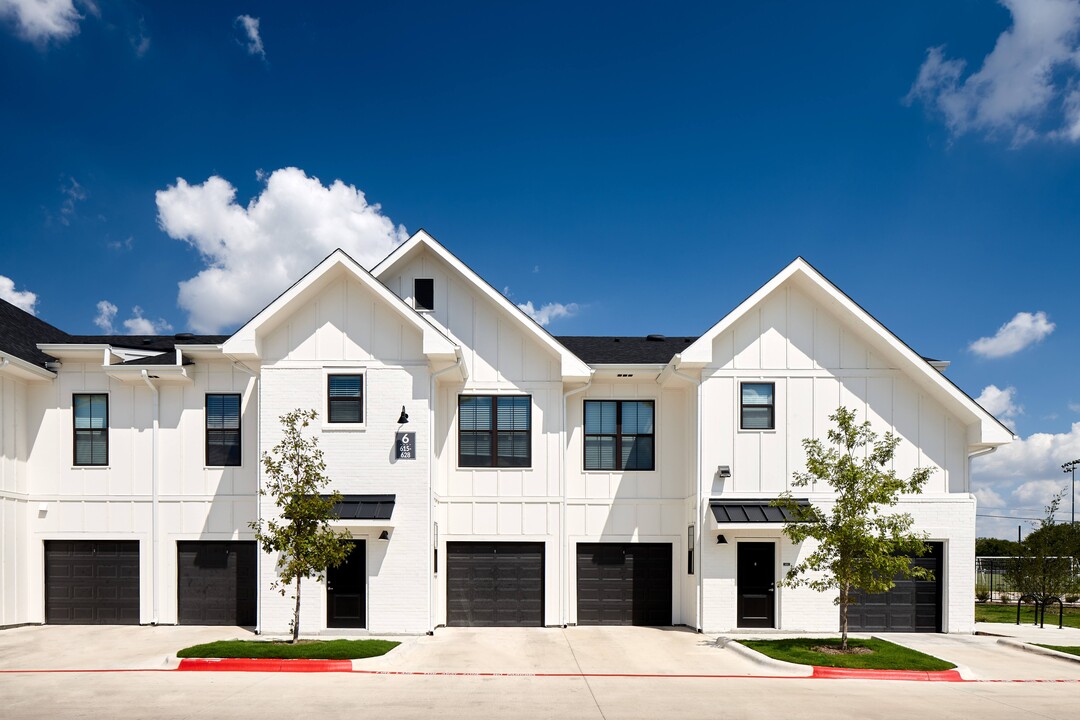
0;231;1013;635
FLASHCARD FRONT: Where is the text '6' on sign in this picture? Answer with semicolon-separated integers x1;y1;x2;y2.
395;432;416;460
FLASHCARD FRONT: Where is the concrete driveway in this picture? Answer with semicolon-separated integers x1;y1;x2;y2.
363;625;772;676
2;625;1080;720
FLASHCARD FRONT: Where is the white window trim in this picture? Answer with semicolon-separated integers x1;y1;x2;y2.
323;368;367;431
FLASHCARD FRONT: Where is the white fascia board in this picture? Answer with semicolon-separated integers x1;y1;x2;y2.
677;258;1013;448
0;351;55;381
221;248;458;361
36;343;112;361
373;230;592;381
105;366;192;384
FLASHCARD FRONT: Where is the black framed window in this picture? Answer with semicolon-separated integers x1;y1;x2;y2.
458;395;531;467
206;394;241;466
414;278;435;311
583;400;655;470
328;375;363;423
740;383;775;430
73;393;108;466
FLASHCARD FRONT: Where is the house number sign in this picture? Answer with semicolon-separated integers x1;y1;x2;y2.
395;432;416;460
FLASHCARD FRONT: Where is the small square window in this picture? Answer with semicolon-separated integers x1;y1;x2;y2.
740;383;775;430
206;393;241;466
73;393;108;466
414;278;435;311
328;375;363;423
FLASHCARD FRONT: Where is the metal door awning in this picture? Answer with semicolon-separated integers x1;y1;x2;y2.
709;499;811;523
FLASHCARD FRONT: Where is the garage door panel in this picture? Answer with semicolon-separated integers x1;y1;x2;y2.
177;541;257;626
577;543;671;626
446;542;544;627
45;540;140;625
848;542;942;633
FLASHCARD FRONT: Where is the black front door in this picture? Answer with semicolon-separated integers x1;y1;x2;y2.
737;542;775;628
327;540;366;628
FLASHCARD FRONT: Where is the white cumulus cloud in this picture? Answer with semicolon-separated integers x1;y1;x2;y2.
93;300;117;332
976;385;1022;424
234;15;264;58
973;421;1080;536
0;0;93;45
906;0;1080;145
0;275;38;314
973;486;1007;508
122;306;172;335
94;301;171;335
969;311;1054;358
156;167;409;334
517;300;579;327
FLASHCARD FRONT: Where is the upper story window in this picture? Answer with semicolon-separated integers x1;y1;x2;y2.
740;383;775;430
206;393;241;466
73;393;108;466
414;278;435;311
459;395;531;467
584;400;655;471
327;375;364;423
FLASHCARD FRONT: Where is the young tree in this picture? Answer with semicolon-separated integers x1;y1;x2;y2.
1009;489;1079;609
773;407;932;650
249;409;351;642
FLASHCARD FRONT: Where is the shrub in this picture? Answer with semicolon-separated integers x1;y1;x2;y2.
975;585;990;603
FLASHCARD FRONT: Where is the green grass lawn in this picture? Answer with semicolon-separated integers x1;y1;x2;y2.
739;638;955;671
176;639;399;660
1035;644;1080;658
975;602;1080;629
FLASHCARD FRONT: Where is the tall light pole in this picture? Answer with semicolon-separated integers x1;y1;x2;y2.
1063;459;1080;525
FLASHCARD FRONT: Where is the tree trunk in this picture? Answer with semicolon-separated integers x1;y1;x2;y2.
292;576;302;644
839;583;849;651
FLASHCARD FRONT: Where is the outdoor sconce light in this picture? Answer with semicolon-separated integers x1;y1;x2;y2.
717;465;731;478
716;534;728;545
397;406;409;424
379;530;391;541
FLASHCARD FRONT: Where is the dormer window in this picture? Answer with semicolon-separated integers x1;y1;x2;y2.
414;278;435;311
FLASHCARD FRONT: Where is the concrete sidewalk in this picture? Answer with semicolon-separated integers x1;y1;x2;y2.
975;620;1080;646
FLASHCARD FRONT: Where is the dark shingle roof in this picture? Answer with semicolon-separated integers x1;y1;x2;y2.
556;335;697;365
119;352;195;366
0;298;227;370
0;299;70;368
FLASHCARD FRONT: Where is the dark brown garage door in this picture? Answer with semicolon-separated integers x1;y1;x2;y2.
577;543;672;626
848;542;943;632
45;540;140;624
446;542;544;626
177;541;257;626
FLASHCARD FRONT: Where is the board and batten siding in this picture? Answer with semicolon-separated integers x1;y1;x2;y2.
701;283;969;497
12;359;256;625
0;374;32;626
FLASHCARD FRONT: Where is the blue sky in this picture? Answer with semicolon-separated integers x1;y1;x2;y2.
1;0;1079;538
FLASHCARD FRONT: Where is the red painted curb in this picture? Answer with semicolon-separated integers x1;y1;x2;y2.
177;658;353;673
811;666;964;682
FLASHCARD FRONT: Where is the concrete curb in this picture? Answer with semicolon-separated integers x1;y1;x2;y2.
713;638;813;676
177;658;353;672
997;638;1080;665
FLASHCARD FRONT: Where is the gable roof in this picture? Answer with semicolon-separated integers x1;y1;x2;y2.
372;230;592;380
222;247;459;362
676;257;1013;448
0;298;69;369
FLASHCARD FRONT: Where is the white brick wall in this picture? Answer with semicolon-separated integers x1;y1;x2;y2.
701;495;977;633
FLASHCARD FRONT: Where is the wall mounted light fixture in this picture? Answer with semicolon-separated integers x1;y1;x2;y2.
717;465;731;478
716;534;728;544
397;406;409;424
379;530;391;541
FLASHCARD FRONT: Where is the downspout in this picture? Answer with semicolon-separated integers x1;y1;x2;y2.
560;374;593;627
141;370;159;625
429;350;464;632
671;363;702;632
231;361;260;633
